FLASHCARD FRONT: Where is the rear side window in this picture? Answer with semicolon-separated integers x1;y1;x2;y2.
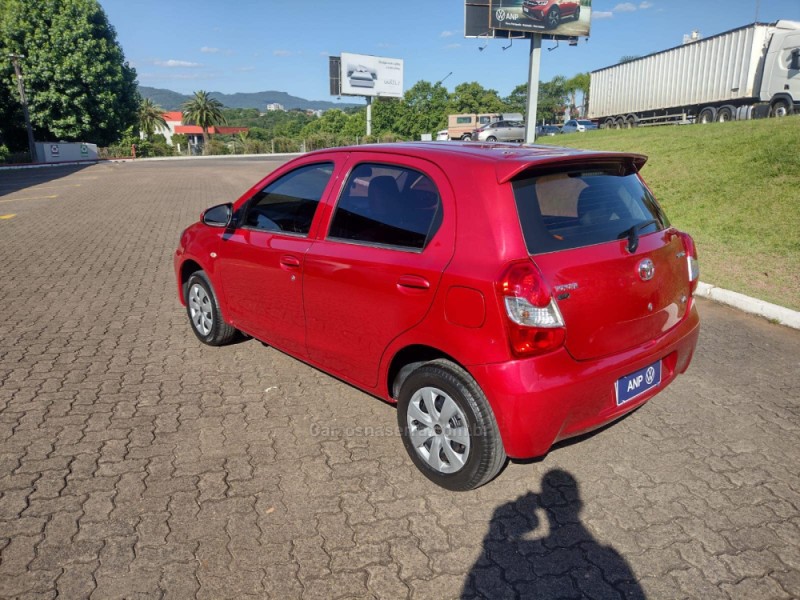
328;163;442;250
243;162;333;235
513;168;670;254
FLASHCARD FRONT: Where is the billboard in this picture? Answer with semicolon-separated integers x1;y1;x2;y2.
339;53;404;98
488;0;592;38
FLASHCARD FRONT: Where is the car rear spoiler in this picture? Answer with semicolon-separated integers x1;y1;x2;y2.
495;152;648;184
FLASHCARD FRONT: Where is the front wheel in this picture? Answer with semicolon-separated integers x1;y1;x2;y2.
185;271;238;346
545;6;561;29
397;360;506;491
770;99;792;118
461;134;472;141
486;135;497;142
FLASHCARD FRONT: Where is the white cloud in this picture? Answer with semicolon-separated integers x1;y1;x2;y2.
639;1;654;8
154;59;202;68
440;30;455;38
614;2;638;11
273;49;293;57
200;46;219;53
445;43;461;49
593;11;614;18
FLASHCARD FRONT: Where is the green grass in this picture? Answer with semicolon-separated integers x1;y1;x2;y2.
539;116;800;310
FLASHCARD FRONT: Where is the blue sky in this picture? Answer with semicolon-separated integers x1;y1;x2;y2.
98;0;799;104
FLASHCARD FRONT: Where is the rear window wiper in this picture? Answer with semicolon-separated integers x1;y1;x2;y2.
619;219;658;253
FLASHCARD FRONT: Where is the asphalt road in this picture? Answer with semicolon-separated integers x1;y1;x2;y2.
1;157;798;599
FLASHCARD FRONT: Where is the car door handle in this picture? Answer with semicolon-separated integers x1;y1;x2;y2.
280;255;301;269
397;275;430;290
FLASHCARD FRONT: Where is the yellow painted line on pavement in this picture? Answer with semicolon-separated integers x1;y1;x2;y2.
0;194;58;204
0;214;16;219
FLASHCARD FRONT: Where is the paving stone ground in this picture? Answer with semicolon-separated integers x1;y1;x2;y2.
1;158;798;600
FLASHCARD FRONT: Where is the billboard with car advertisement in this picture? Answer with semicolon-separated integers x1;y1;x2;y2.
488;0;592;38
340;53;404;98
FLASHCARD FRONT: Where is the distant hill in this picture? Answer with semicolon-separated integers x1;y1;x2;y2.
138;86;360;112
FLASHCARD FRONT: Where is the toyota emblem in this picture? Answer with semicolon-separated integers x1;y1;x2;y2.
638;259;655;281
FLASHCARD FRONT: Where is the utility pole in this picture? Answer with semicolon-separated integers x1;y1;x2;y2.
8;53;37;163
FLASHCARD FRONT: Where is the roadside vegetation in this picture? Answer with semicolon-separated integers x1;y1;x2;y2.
541;117;800;310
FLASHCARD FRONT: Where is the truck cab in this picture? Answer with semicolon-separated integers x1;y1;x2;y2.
760;20;800;116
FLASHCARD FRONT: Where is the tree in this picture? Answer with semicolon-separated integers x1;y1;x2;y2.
504;84;528;115
1;0;138;147
398;81;449;139
565;72;590;118
448;82;505;115
138;98;167;140
537;75;568;123
182;90;226;152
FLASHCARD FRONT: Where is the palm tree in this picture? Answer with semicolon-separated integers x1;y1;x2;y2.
182;90;226;153
138;97;168;139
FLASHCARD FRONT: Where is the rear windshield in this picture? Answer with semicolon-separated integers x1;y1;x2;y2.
513;168;670;254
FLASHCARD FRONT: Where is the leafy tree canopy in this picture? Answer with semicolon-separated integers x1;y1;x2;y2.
0;0;138;147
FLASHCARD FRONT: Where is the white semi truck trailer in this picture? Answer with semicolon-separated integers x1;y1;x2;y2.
588;20;800;127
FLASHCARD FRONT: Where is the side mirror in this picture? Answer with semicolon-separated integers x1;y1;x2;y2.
202;203;233;228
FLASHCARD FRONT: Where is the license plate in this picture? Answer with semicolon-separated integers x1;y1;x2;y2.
615;360;662;406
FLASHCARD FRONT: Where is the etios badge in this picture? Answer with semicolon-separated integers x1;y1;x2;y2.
638;259;655;281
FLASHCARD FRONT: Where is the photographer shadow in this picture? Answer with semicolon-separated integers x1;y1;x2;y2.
461;469;646;599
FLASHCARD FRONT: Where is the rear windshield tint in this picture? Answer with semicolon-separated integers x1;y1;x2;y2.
512;169;670;254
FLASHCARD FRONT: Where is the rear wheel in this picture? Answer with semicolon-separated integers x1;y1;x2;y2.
615;117;625;129
397;360;506;490
545;6;560;29
461;134;472;141
625;115;637;128
486;135;497;142
574;5;581;21
697;107;716;124
604;118;615;129
716;105;735;122
185;271;238;346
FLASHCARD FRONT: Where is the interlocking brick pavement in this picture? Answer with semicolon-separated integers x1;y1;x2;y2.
0;158;798;599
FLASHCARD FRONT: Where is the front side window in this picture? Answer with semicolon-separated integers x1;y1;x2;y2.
456;116;472;124
243;162;333;234
328;163;442;250
513;167;670;254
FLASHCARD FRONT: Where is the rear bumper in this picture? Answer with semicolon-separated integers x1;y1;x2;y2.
470;303;700;458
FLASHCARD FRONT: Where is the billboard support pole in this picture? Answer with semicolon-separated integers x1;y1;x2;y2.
366;96;372;138
524;35;541;144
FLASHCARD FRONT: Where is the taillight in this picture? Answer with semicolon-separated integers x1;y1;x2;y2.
678;232;700;293
497;261;565;358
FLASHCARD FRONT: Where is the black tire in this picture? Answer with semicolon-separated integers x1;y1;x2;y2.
770;99;792;118
716;105;735;122
697;107;716;124
604;118;615;129
625;115;637;128
615;117;625;129
184;270;238;346
574;5;581;21
397;360;506;491
545;6;561;29
486;135;497;142
461;134;472;141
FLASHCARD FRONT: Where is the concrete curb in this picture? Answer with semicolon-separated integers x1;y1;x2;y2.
696;282;800;330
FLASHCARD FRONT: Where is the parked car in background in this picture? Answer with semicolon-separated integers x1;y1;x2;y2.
436;130;449;141
562;119;599;133
522;0;582;29
175;142;701;490
536;124;562;136
475;120;526;142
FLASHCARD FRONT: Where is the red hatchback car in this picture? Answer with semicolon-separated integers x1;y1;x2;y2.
174;142;700;490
